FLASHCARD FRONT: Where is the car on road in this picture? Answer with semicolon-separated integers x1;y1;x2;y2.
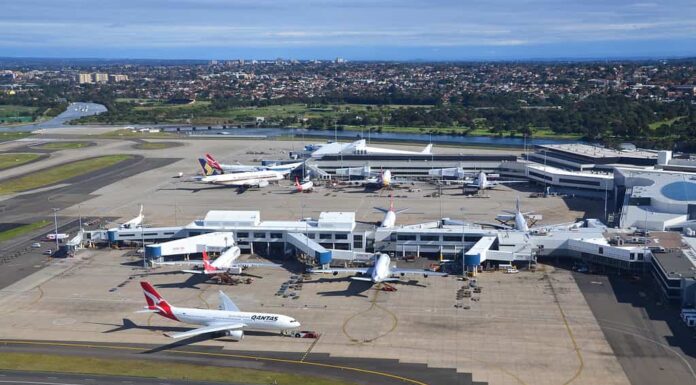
31;242;41;248
43;249;53;255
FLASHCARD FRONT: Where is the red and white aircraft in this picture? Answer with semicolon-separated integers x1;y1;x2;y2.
294;176;314;193
152;249;281;275
137;281;300;340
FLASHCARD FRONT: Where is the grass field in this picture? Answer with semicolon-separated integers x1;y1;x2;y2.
33;142;91;150
649;116;685;130
0;132;32;142
0;155;132;195
0;153;42;170
0;352;355;385
0;105;39;124
0;220;51;243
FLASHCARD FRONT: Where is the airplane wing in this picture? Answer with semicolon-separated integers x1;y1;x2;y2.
218;291;240;312
152;260;204;267
493;180;527;185
391;268;448;277
235;262;282;268
181;269;227;275
475;221;513;230
165;323;246;339
309;267;370;275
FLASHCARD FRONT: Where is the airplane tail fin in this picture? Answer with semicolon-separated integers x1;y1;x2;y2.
422;143;433;154
295;176;302;190
140;281;176;320
198;158;219;176
138;204;143;218
389;194;394;211
204;153;223;172
516;197;520;213
202;251;215;274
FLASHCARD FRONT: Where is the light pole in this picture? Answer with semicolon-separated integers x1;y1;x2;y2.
52;208;59;253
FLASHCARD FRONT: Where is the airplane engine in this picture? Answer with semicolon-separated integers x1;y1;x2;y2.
333;271;339;276
423;273;429;278
400;272;406;277
258;180;270;188
225;330;244;341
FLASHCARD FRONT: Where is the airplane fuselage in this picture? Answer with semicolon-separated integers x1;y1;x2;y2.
167;307;298;331
201;170;284;186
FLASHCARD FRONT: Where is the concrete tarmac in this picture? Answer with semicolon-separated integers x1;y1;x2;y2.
574;271;696;385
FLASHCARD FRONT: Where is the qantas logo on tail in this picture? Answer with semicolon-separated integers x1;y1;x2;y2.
202;251;215;274
140;281;177;321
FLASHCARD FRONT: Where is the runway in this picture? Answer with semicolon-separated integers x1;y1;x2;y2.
0;339;482;385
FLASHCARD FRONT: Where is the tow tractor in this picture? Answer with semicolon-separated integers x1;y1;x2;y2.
380;283;397;292
283;330;321;339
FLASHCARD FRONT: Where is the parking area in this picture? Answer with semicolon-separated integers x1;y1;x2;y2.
0;248;629;385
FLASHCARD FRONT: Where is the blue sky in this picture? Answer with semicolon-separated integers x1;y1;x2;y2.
1;0;695;60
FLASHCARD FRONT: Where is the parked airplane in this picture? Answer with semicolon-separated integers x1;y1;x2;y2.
465;171;526;191
309;253;447;284
137;281;300;340
152;249;281;275
120;205;144;229
198;161;285;188
495;198;536;232
45;233;69;241
204;153;303;175
375;195;407;228
493;198;581;232
294;177;314;193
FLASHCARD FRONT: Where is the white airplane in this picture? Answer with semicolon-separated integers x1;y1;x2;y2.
466;171;526;191
45;233;69;241
309;253;447;284
204;153;303;175
199;168;285;188
137;281;300;340
374;195;407;228
152;249;281;275
294;177;314;193
496;198;535;232
493;198;581;232
120;205;144;229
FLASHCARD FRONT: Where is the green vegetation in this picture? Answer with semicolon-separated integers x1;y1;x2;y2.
0;220;50;243
0;155;131;195
0;132;32;142
96;129;176;139
648;116;685;130
0;105;39;124
0;352;355;385
33;141;91;150
0;153;42;170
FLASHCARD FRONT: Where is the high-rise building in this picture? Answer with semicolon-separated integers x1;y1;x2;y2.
109;74;129;82
78;73;93;84
93;73;109;83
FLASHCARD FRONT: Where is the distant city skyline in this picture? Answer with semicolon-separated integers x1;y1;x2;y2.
2;0;695;60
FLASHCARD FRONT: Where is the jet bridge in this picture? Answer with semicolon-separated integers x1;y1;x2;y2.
286;232;332;264
145;232;236;259
463;235;497;268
